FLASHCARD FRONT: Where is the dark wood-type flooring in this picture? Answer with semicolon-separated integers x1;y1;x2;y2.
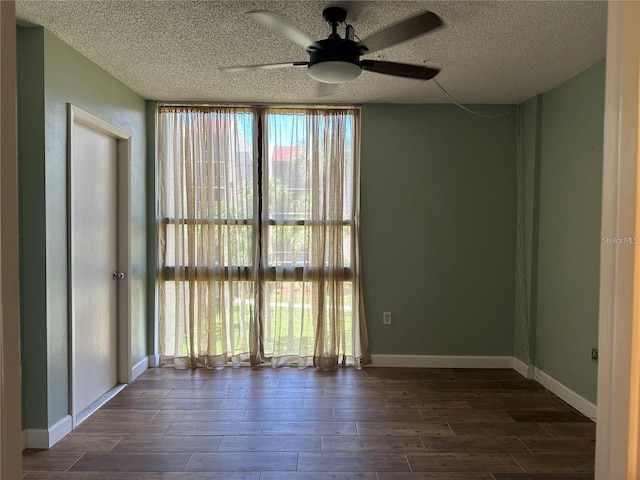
23;366;595;479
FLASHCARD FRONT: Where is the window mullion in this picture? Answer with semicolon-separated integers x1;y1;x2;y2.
255;109;266;360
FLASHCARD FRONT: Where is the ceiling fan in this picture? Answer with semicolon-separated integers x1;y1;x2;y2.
220;6;443;86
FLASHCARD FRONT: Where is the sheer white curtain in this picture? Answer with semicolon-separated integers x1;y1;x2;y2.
261;108;369;368
157;105;370;369
157;106;259;367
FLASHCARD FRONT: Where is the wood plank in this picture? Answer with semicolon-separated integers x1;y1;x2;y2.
164;421;262;436
506;410;593;423
132;399;223;410
129;380;209;389
48;434;124;453
322;435;425;452
184;452;298;471
420;436;529;453
261;421;357;436
165;389;248;399
85;410;159;422
303;398;388;409
385;401;472;410
356;422;453;437
512;453;595;473
138;474;259;480
116;389;171;399
377;474;494;480
152;409;245;422
518;436;596;454
22;451;84;472
218;435;321;452
242;408;334;421
23;472;144;479
449;422;552;437
260;473;375;480
492;474;593;480
419;409;514;424
245;388;326;398
467;398;566;410
72;422;170;436
218;398;303;409
406;452;523;472
334;409;424;422
539;423;596;438
112;435;222;452
298;452;410;472
69;453;191;472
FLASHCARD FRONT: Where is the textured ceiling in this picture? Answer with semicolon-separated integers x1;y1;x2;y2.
16;0;607;104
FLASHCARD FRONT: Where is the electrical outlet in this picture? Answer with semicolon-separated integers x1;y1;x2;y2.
591;347;598;363
383;311;392;325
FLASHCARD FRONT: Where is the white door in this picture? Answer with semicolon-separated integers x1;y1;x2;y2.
70;113;120;418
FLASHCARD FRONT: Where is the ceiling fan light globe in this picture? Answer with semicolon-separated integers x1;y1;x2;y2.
308;61;361;84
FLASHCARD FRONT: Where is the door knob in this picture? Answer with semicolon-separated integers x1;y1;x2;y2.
112;271;125;280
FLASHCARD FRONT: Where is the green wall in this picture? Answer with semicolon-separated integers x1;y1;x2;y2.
18;27;148;430
514;61;605;404
513;95;541;365
17;26;48;429
361;72;603;407
360;104;517;356
536;61;604;403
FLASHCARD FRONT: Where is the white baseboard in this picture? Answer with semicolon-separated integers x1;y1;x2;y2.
132;356;149;380
512;356;535;379
74;384;127;427
369;354;514;369
148;353;161;368
21;430;26;450
533;367;597;421
24;414;73;449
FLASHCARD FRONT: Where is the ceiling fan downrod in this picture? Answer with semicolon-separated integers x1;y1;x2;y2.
322;7;348;40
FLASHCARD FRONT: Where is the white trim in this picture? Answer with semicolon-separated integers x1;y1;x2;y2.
533;367;597;421
148;354;161;368
132;357;149;380
71;105;130;139
596;1;640;478
75;384;126;427
117;134;133;384
24;415;73;449
512;356;534;379
47;415;72;446
369;354;513;369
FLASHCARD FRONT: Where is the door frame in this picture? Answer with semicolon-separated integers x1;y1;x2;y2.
67;104;132;427
595;1;640;478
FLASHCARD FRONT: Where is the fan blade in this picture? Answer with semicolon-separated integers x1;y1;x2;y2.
220;62;308;73
316;82;339;98
358;11;442;54
248;10;319;50
361;60;440;80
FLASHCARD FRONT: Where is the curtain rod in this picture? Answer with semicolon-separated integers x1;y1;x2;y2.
155;101;361;110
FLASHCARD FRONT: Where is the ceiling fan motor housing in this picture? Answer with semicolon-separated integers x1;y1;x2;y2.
308;38;363;83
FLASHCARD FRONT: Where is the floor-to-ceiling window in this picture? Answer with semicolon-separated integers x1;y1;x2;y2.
156;106;369;369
